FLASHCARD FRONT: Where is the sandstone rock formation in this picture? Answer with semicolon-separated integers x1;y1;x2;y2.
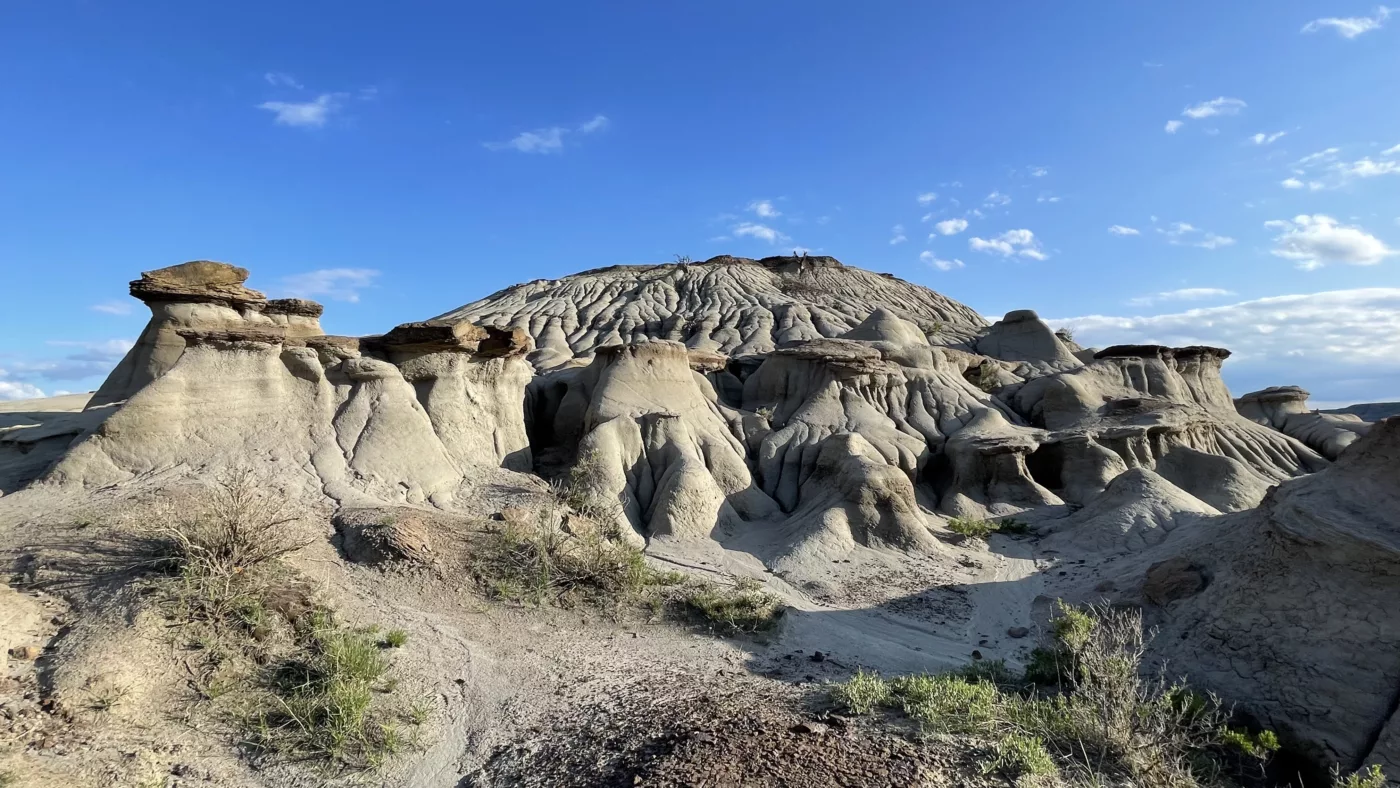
1;253;1389;779
35;261;534;507
1236;385;1370;460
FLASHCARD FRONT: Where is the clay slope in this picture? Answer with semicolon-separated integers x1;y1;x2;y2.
439;255;990;370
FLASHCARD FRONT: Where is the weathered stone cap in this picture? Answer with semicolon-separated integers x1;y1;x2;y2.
374;320;531;357
1094;344;1232;362
265;298;324;317
1236;385;1309;404
130;260;266;305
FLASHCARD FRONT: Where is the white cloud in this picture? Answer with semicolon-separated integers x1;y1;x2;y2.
1128;287;1234;307
933;218;969;236
486;115;609;154
1336;157;1400;178
263;72;304;89
1108;225;1140;236
1384;143;1400;156
1036;194;1062;203
257;93;343;128
1157;221;1235;249
1165;120;1185;134
889;224;907;245
1030;167;1049;177
486;127;566;154
747;199;781;218
1250;131;1287;145
1302;6;1393;37
1265;214;1397;270
91;300;135;316
983;191;1011;207
0;379;47;401
1280;176;1325;190
278;268;380;302
917;192;938;205
920;251;965;271
1048;288;1400;402
969;228;1047;260
1182;97;1247;120
578;114;609;133
733;222;790;245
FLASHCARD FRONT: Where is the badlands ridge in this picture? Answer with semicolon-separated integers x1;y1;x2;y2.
1;254;1396;782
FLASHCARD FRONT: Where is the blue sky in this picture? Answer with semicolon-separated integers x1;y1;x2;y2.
2;1;1398;406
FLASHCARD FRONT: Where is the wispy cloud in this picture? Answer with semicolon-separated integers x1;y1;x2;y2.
1165;120;1184;134
1280;177;1324;190
920;251;964;271
1128;287;1234;307
932;218;969;236
917;192;938;205
1036;194;1062;203
279;268;380;302
91;300;135;316
1182;97;1247;120
968;229;1047;260
733;222;790;245
1108;225;1141;236
889;224;907;245
747;199;781;218
1265;214;1397;270
579;114;610;133
1335;157;1400;178
1029;166;1049;178
485;115;610;154
1302;6;1393;38
1250;131;1287;145
1384;143;1400;156
1156;221;1235;249
258;93;344;128
264;72;304;90
983;190;1011;208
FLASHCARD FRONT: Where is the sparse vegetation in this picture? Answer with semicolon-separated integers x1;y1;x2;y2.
679;576;784;635
830;602;1278;787
946;516;1031;540
128;470;411;774
970;361;1003;393
673;254;693;264
1056;327;1075;343
249;610;404;770
1334;765;1388;788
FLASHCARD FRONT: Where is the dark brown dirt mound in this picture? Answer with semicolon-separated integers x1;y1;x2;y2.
467;679;988;787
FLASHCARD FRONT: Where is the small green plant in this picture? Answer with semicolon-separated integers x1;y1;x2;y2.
680;577;783;635
996;518;1032;535
983;733;1058;780
83;682;130;712
407;696;434;726
249;610;403;770
947;516;996;539
1221;727;1279;758
381;629;408;648
1334;765;1388;788
830;670;890;715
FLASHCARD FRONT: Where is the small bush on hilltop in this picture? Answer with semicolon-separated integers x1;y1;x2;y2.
829;602;1280;787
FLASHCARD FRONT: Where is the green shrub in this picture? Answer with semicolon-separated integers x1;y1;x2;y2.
249;611;402;769
680;577;783;635
947;517;996;539
832;602;1279;788
983;733;1058;780
381;629;408;648
1334;765;1387;788
831;670;890;715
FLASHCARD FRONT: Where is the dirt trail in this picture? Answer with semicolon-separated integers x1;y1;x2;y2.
769;534;1043;675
